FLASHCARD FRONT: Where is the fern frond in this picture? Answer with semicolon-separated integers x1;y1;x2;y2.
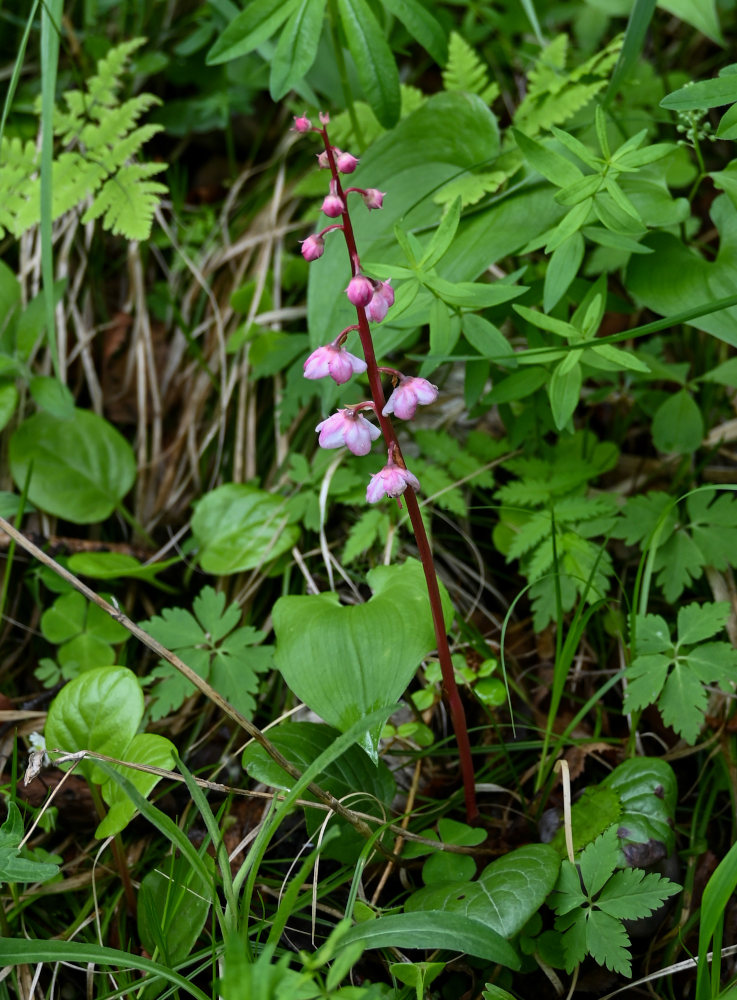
433;170;507;209
0;37;166;241
82;162;167;240
515;34;623;135
443;32;499;105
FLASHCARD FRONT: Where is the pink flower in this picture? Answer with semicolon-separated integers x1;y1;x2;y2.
322;192;345;218
293;115;312;132
346;275;374;308
300;234;325;261
366;458;421;503
316;150;330;169
319;112;330;125
336;151;359;174
362;188;386;210
382;376;438;420
365;280;394;322
304;343;367;385
316;408;381;456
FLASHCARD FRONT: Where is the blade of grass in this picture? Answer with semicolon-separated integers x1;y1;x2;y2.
696;840;737;999
0;938;210;1000
0;0;40;145
603;0;657;107
40;0;63;380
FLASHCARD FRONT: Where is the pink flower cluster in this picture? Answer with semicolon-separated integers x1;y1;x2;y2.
295;112;439;504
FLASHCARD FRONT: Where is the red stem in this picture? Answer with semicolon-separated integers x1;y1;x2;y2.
318;127;479;823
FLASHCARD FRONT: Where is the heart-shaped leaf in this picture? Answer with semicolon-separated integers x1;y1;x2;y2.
273;559;453;759
405;844;560;939
97;732;176;839
45;666;143;786
9;409;136;524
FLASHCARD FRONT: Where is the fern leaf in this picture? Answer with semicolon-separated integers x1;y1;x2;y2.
87;38;147;107
82;162;167;240
443;32;499;104
433;170;507;209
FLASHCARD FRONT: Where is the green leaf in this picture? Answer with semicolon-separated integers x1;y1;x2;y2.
0;803;60;886
82;162;167;241
677;601;730;645
336;912;521;969
597;866;680;919
602;757;678;854
424;275;525;309
67;551;179;588
651;389;704;454
45;666;143;785
380;0;447;65
406;845;560;939
579;826;619;896
273;559;453;759
206;0;299;64
138;852;212;968
0;938;210;1000
9;408;136;524
662;75;735;113
28;376;75;417
513;129;583;188
462;314;514;362
342;508;389;564
544;231;584;312
337;0;400;128
0;383;18;431
421;196;462;269
270;0;327;100
442;32;498;103
548;359;581;429
191;483;299;574
243;721;395;860
97;732;176;838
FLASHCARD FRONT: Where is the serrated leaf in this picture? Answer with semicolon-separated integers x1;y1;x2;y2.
596;867;680;919
585;909;632;976
677;601;730;646
342;508;388;564
579;827;619;896
659;664;708;743
623;654;671;713
443;32;498;104
83;162;167;240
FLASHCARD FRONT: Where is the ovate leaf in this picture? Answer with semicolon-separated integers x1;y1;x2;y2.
9;409;136;523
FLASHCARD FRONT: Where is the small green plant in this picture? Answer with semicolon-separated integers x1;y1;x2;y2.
140;585;273;721
625;601;737;743
550;827;679;977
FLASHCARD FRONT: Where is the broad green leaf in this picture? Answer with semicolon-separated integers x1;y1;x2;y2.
206;0;300;64
0;803;60;886
336;911;521;969
483;367;547;404
273;559;453;759
380;0;447;64
602;757;677;854
717;103;737;140
28;376;74;417
424;275;525;309
191;483;299;574
45;666;143;785
97;732;176;838
337;0;400;128
659;0;723;44
406;845;559;939
651;389;703;454
138;853;213;969
627;195;737;348
270;0;327;100
550;786;621;857
9;409;136;524
662;75;737;111
67;551;179;588
243;721;395;859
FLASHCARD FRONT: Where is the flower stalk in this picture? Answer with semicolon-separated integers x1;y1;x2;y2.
294;114;478;822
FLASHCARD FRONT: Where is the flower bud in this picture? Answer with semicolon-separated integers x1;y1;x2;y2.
337;151;359;174
304;343;367;385
319;111;330;124
292;115;312;133
345;275;375;308
366;456;421;503
316;150;330;169
300;234;325;262
362;188;386;210
322;179;345;218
